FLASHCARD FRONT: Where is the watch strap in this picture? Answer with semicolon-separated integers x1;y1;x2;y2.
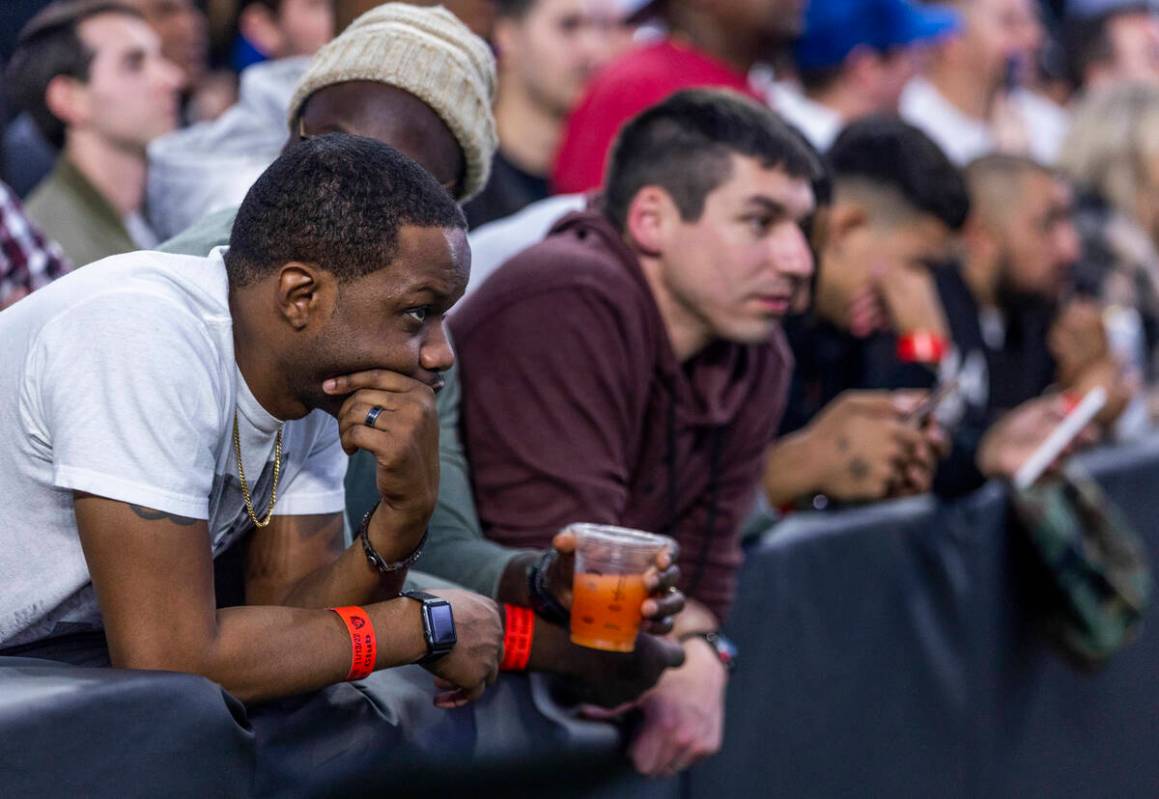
678;630;737;674
403;590;456;664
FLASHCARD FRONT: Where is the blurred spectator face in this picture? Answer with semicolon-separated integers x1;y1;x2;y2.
242;0;336;59
495;0;618;117
988;173;1080;300
61;13;183;151
277;0;336;56
861;47;925;112
123;0;208;89
815;202;954;332
957;0;1042;88
1097;11;1159;87
649;155;815;344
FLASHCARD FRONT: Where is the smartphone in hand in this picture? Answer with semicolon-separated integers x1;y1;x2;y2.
905;378;961;427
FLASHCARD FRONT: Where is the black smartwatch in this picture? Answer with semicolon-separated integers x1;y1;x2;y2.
403;591;457;664
679;631;738;674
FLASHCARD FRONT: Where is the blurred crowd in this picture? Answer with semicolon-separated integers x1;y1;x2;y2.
2;0;1158;781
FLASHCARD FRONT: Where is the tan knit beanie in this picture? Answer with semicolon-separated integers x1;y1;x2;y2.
287;3;497;202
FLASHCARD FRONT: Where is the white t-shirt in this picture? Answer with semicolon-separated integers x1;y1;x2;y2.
0;248;346;647
900;77;1069;166
768;81;844;153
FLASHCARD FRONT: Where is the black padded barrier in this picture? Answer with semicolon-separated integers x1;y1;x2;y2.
3;438;1157;798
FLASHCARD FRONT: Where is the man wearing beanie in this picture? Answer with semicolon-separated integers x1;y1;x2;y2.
163;1;690;718
151;1;497;245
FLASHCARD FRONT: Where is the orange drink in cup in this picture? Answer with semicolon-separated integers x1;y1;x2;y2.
568;524;675;653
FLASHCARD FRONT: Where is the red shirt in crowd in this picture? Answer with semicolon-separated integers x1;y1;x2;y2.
551;39;759;196
450;209;792;621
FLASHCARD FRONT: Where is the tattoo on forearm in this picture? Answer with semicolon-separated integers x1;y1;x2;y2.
129;504;198;526
848;458;869;481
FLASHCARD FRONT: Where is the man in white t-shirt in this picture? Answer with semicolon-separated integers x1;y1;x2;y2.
900;0;1069;166
0;133;502;705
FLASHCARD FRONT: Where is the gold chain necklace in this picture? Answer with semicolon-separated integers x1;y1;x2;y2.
232;411;284;528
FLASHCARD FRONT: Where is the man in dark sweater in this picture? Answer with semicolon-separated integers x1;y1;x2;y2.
936;154;1134;459
452;90;818;776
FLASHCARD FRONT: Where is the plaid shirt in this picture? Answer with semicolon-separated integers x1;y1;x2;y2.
0;181;72;310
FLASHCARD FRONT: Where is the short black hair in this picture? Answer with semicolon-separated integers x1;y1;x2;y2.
5;0;144;149
827;115;969;231
604;88;822;232
1062;5;1153;88
226;133;466;288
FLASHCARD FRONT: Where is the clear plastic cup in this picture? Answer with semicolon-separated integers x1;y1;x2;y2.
567;523;675;653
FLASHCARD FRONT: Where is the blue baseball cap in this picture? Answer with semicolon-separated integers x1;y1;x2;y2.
795;0;960;72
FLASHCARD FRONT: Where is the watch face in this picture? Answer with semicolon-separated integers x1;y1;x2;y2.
427;603;457;648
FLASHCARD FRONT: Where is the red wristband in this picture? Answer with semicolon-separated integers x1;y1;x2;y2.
500;604;535;672
331;606;377;681
897;331;949;364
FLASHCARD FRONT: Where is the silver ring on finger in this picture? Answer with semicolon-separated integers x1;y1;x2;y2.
364;405;385;429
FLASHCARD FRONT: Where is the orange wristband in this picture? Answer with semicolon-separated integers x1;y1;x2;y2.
897;331;949;364
501;604;535;672
331;606;377;681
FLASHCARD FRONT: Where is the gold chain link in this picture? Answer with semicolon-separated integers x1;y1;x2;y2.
232;411;283;528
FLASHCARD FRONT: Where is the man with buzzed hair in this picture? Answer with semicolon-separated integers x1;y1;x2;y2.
0;134;506;705
455;89;818;776
161;1;689;713
938;153;1132;437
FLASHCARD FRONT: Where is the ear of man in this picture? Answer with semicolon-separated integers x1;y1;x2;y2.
625;186;680;259
275;262;335;331
44;74;87;130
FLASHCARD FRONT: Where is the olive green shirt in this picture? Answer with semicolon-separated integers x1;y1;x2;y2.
160;209;530;597
25;159;137;268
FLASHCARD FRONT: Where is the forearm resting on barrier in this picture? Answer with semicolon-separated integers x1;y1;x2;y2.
74;494;432;703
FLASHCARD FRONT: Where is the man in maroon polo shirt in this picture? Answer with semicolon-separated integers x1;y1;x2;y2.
452;89;818;776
